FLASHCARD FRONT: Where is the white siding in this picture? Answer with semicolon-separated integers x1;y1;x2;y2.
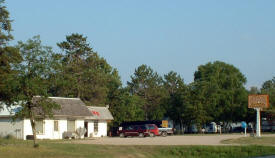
87;120;107;137
87;120;94;137
23;119;85;140
59;120;67;139
37;119;53;139
76;120;84;129
98;121;107;137
23;119;54;140
23;119;33;140
0;118;23;139
53;119;67;139
75;120;85;138
1;117;109;139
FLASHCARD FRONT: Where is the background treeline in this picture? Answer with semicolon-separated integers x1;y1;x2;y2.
0;1;274;132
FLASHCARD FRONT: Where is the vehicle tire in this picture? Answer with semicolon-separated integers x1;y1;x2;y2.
119;133;125;138
138;133;144;137
149;133;155;137
161;131;167;137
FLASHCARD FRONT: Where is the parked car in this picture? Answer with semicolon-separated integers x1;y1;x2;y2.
232;126;244;133
120;120;174;137
118;124;159;137
204;122;218;133
158;127;174;137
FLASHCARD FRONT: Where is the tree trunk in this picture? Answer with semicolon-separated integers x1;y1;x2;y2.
224;122;229;133
197;123;202;134
180;119;183;134
29;111;37;147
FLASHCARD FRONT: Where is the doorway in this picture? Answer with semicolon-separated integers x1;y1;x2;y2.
84;122;88;137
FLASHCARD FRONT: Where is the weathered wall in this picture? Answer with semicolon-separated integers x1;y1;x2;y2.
0;118;23;139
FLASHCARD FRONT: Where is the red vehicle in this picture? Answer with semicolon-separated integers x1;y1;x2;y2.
118;124;159;137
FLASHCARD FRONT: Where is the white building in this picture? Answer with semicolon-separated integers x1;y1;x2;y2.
0;97;113;140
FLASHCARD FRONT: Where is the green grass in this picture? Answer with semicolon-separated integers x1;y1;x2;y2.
222;136;275;146
0;138;275;158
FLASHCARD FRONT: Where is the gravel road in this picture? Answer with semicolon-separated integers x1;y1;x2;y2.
69;134;244;145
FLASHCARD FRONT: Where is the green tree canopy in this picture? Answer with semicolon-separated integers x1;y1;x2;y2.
56;33;121;106
261;77;275;110
127;64;166;120
162;71;191;132
0;0;21;105
14;36;60;147
163;71;185;95
109;88;145;126
249;86;260;94
193;61;248;124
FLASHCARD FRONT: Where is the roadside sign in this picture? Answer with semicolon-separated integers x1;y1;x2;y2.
162;120;168;128
248;94;269;137
241;121;247;129
248;94;269;109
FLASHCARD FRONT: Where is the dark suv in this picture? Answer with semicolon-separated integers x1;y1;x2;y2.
118;124;159;137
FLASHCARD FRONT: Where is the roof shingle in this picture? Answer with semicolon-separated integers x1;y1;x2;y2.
33;97;92;117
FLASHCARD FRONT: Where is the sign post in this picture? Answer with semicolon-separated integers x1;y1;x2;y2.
255;108;261;137
241;121;247;136
248;95;269;137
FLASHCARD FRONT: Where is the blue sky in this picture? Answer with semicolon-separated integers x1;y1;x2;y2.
6;0;275;88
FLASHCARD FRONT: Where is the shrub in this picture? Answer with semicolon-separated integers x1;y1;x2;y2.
33;144;39;148
5;134;15;140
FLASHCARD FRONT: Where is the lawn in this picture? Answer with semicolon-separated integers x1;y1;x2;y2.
221;136;275;146
0;138;275;158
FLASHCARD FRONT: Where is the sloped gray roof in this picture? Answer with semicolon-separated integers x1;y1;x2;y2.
87;106;114;120
33;97;93;117
1;97;114;120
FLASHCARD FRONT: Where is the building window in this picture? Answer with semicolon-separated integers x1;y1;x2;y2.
35;120;44;134
94;120;98;133
54;120;59;132
67;120;75;132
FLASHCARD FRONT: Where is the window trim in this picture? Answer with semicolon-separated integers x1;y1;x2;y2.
35;120;45;135
54;120;59;132
94;120;98;133
67;120;76;132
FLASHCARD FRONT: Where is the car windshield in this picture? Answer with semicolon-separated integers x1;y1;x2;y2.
140;125;146;130
133;126;139;130
146;124;156;130
126;126;133;130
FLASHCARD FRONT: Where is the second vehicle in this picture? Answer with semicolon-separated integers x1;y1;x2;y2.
118;124;159;138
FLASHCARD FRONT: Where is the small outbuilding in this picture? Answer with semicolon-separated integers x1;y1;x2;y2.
85;106;114;137
0;97;113;140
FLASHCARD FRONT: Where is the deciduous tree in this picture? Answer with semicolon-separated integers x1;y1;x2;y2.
109;88;144;126
163;71;188;132
193;61;248;126
14;36;60;147
261;77;275;111
0;0;21;106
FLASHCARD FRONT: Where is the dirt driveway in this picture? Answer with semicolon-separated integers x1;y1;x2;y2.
70;134;245;146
